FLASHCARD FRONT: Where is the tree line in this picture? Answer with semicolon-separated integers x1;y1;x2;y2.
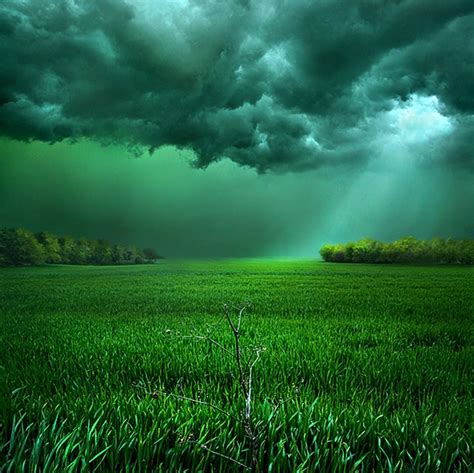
0;228;162;267
320;237;474;265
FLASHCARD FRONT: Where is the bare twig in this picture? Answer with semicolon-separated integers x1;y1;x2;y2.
223;302;260;472
178;333;234;357
256;395;295;437
162;392;239;422
189;439;250;470
162;302;263;472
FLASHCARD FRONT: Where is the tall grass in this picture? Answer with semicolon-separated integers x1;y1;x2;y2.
1;261;472;471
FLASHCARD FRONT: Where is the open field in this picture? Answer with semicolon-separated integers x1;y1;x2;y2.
0;260;473;471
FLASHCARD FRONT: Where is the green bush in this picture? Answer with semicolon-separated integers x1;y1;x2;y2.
320;237;474;264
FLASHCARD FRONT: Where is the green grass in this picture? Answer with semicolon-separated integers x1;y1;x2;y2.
0;260;473;471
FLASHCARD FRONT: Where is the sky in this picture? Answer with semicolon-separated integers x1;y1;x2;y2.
0;0;473;257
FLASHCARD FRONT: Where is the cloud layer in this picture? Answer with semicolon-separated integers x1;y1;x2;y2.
1;0;473;171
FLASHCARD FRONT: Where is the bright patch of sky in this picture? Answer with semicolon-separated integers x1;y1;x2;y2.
384;94;454;145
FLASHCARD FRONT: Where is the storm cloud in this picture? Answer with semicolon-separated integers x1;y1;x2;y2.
1;0;473;171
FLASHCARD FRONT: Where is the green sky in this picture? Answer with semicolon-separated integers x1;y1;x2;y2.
1;138;472;257
0;1;473;256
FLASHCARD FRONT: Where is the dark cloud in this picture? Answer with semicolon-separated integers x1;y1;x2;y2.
0;0;473;171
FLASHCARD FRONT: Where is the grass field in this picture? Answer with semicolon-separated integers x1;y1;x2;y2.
0;260;473;471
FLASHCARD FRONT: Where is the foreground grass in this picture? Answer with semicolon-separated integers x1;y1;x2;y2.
0;260;473;471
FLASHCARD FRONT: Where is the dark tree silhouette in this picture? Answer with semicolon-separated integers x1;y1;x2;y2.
143;248;161;261
0;228;45;266
0;228;163;267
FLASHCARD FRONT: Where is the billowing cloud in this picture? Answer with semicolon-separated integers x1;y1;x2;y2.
0;0;473;171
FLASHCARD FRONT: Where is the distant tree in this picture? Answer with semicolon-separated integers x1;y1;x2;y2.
91;239;113;265
127;246;145;264
0;227;162;267
143;247;161;262
391;236;418;263
352;238;380;263
59;236;76;264
379;241;396;263
36;231;61;263
0;230;8;266
73;237;93;264
457;239;474;264
319;244;334;262
111;244;127;264
0;228;45;266
343;241;355;262
320;237;473;265
331;244;346;262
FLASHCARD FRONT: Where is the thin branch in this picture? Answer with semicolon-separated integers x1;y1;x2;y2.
164;302;262;472
237;304;247;332
256;396;295;437
224;303;238;334
189;440;250;470
178;334;234;357
161;392;240;422
245;349;263;424
224;304;249;403
243;346;264;373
